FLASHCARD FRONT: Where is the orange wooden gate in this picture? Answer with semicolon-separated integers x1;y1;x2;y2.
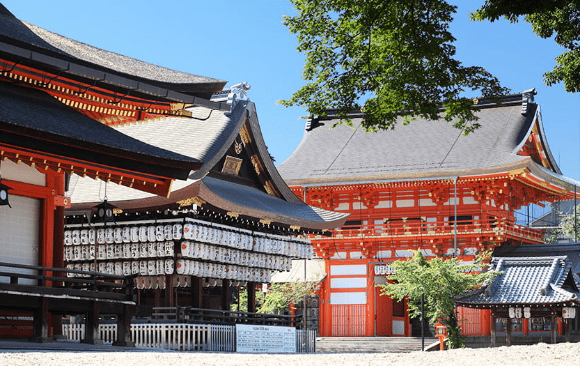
331;304;366;336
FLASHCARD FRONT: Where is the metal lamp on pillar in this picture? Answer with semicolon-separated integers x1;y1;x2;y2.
94;200;116;224
0;180;12;208
0;160;13;208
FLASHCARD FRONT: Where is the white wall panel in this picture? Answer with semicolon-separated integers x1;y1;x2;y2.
0;195;40;284
392;320;406;335
330;277;367;289
331;264;366;276
330;292;366;305
2;160;45;186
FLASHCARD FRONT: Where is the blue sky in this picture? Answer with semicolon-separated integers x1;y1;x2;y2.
3;1;579;219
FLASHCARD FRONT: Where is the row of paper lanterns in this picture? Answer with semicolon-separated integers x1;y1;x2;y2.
65;242;175;262
64;242;293;271
133;276;244;290
64;223;312;258
66;259;273;282
179;242;294;270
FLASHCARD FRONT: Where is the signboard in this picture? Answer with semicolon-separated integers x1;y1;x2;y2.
236;324;296;353
373;264;395;276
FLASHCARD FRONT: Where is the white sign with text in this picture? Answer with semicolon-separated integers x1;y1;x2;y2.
236;324;296;353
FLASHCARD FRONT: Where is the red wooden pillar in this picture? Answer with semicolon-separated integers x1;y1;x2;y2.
558;317;564;335
320;260;332;336
365;260;375;336
51;173;66;337
522;318;529;335
480;309;492;335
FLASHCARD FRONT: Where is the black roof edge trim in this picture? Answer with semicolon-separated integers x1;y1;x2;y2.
0;40;231;111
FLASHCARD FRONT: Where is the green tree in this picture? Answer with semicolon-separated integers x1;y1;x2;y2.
258;282;317;314
472;1;580;93
281;0;510;134
230;286;265;312
546;203;580;243
378;251;497;349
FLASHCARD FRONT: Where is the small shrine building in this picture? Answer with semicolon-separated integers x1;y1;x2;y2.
277;90;580;337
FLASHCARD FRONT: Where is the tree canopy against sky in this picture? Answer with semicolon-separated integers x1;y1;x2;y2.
473;1;580;93
282;0;580;133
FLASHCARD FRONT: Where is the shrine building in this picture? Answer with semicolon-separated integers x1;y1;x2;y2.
0;3;348;340
277;89;580;337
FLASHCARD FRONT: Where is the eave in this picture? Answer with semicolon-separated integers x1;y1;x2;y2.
0;143;177;197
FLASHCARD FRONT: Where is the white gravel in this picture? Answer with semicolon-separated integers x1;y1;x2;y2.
1;342;580;366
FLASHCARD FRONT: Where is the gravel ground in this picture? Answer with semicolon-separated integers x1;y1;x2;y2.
0;342;579;366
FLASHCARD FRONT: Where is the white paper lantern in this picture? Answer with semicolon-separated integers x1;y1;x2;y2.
181;241;190;257
130;226;139;242
165;259;174;275
139;226;148;243
72;230;81;245
114;227;123;244
132;261;139;275
139;243;148;258
183;223;194;240
156;260;164;275
156;242;164;257
164;241;174;257
172;224;183;240
122;227;131;243
176;259;185;274
80;229;89;245
155;225;164;241
147;242;156;257
147;226;156;242
139;261;147;275
123;261;131;276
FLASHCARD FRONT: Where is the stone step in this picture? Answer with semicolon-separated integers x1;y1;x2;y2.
315;337;439;353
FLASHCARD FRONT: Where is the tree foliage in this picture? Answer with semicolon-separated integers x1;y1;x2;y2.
378;251;497;349
258;282;317;314
472;1;580;93
281;0;510;133
548;203;580;242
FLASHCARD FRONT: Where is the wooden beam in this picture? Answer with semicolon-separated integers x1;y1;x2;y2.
82;301;103;345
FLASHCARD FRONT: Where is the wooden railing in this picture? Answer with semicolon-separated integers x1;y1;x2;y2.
141;307;302;327
334;217;543;242
0;261;134;302
63;323;316;352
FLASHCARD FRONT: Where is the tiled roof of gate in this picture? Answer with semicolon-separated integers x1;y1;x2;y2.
455;256;580;306
277;96;559;185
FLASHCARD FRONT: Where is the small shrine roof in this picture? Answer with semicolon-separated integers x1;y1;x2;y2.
455;256;580;307
277;92;567;188
494;243;580;276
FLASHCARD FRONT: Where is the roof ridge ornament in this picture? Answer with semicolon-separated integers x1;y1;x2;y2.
224;82;251;116
521;88;536;116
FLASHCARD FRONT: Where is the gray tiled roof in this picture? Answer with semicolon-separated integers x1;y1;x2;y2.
494;243;580;276
0;5;225;96
68;102;237;203
456;256;580;306
0;81;199;176
68;101;349;229
277;100;556;185
201;176;347;228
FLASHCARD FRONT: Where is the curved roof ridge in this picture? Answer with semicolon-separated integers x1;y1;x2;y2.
0;8;226;97
277;91;542;184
